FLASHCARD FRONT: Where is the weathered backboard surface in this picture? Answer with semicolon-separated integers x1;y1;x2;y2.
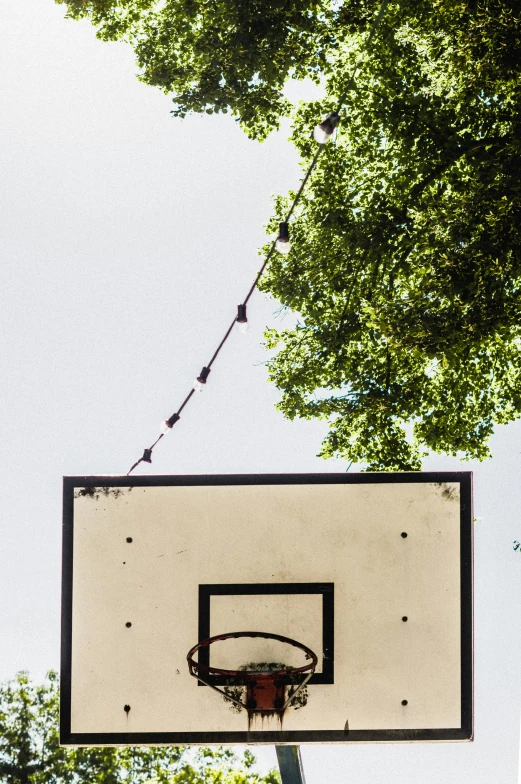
61;473;473;745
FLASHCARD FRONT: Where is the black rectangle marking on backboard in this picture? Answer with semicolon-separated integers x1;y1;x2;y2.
197;582;334;686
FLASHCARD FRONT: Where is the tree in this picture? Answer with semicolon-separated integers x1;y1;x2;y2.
56;0;521;469
261;0;521;469
0;672;279;784
55;0;350;139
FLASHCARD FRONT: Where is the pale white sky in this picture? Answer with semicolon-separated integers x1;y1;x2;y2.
1;1;520;781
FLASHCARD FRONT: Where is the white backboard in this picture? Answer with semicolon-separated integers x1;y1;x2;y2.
61;473;472;745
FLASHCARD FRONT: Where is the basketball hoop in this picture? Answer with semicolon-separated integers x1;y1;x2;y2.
187;631;318;724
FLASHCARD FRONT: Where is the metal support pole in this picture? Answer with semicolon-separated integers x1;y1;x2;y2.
276;745;306;784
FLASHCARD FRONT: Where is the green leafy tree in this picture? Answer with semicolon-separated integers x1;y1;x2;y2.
261;0;521;469
0;672;279;784
55;0;350;138
56;0;521;469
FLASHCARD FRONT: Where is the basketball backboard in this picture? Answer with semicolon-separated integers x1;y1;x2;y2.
61;472;472;745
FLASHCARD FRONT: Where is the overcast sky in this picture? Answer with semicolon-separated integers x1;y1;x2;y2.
1;2;521;782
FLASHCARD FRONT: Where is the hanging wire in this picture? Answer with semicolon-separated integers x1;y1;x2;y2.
127;0;390;475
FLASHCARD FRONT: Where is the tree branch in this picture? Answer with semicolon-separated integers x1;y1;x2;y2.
409;135;510;201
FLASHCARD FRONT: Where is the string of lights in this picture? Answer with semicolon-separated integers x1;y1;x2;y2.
127;0;390;475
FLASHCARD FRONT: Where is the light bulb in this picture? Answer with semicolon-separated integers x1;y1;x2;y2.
236;304;249;332
313;124;334;144
313;112;340;144
275;221;291;254
275;237;291;254
194;366;211;390
161;412;180;432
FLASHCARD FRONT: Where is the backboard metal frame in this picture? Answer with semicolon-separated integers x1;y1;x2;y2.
61;472;473;745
